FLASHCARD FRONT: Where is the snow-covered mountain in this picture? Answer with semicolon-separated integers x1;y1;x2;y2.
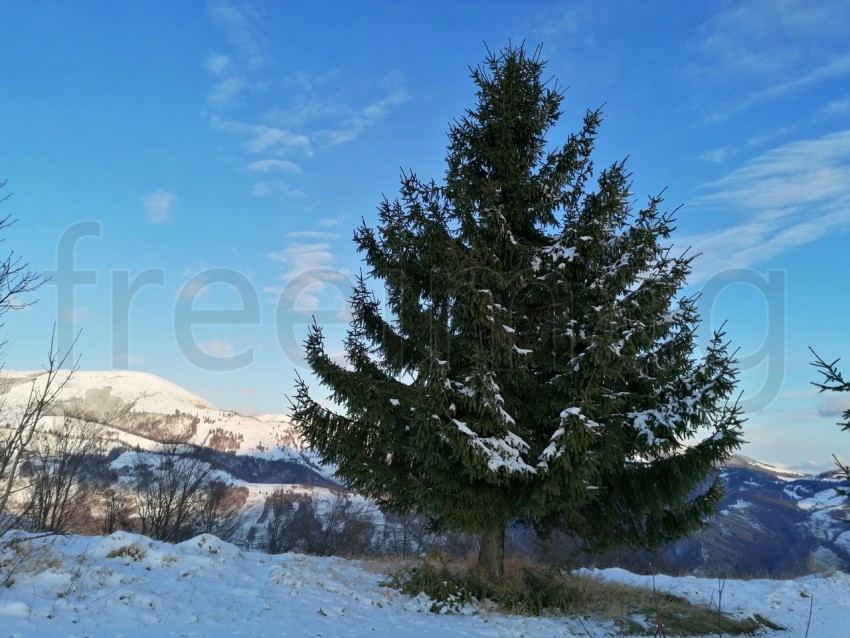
660;457;850;575
2;370;848;573
0;370;340;542
1;369;317;462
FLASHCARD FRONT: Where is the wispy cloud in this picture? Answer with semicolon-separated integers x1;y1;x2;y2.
314;85;409;147
204;52;231;76
261;69;411;149
681;130;850;282
708;53;850;123
243;126;312;155
203;2;408;192
250;180;306;198
698;146;737;164
245;159;301;174
207;76;245;107
200;339;235;357
822;95;850;117
697;0;850;77
203;0;264;108
818;394;850;418
267;244;339;280
143;190;176;224
207;1;264;69
210;116;313;157
266;241;348;312
538;5;582;38
692;1;850;122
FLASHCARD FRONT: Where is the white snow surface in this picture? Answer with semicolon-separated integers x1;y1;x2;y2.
1;532;849;637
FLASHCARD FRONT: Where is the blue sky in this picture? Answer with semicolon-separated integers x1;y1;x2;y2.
1;0;849;471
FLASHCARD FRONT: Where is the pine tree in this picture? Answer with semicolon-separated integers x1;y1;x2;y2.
811;349;850;489
291;44;745;581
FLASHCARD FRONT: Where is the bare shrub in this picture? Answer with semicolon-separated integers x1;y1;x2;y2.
97;485;136;535
193;480;248;541
261;489;301;554
0;337;76;536
260;490;377;557
319;495;376;557
132;443;244;543
380;512;435;558
19;417;106;534
0;184;78;579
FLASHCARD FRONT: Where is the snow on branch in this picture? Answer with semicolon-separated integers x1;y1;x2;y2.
452;418;536;475
537;407;600;471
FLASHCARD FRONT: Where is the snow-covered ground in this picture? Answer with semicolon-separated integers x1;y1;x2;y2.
1;532;849;637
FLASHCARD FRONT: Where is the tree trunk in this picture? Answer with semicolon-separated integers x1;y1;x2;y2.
477;520;506;582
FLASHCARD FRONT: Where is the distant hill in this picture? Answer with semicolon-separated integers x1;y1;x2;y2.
2;370;847;573
664;456;850;575
0;369;335;487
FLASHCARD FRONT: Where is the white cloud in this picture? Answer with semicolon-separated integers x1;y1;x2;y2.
208;77;245;106
244;126;311;155
745;127;791;148
692;2;850;122
200;339;235;357
681;130;850;282
538;6;582;38
245;159;301;174
697;0;850;78
268;243;338;274
317;217;344;228
250;180;306;198
203;6;407;191
143;190;176;224
699;146;737;164
251;182;272;197
204;53;231;76
207;1;264;69
315;85;409;147
266;242;348;312
819;395;850;418
822;95;850;117
210;116;313;157
708;53;850;123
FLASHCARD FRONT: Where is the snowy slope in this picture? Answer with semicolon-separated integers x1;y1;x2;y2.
1;531;848;637
1;370;214;413
0;370;315;463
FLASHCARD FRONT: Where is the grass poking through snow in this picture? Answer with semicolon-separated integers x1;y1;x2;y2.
383;555;783;636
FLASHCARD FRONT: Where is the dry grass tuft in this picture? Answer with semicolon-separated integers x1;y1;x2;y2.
382;554;784;636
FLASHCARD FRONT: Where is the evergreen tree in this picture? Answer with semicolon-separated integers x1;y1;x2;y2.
291;44;744;581
811;349;850;489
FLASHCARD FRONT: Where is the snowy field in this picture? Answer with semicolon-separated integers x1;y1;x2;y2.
1;532;849;637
